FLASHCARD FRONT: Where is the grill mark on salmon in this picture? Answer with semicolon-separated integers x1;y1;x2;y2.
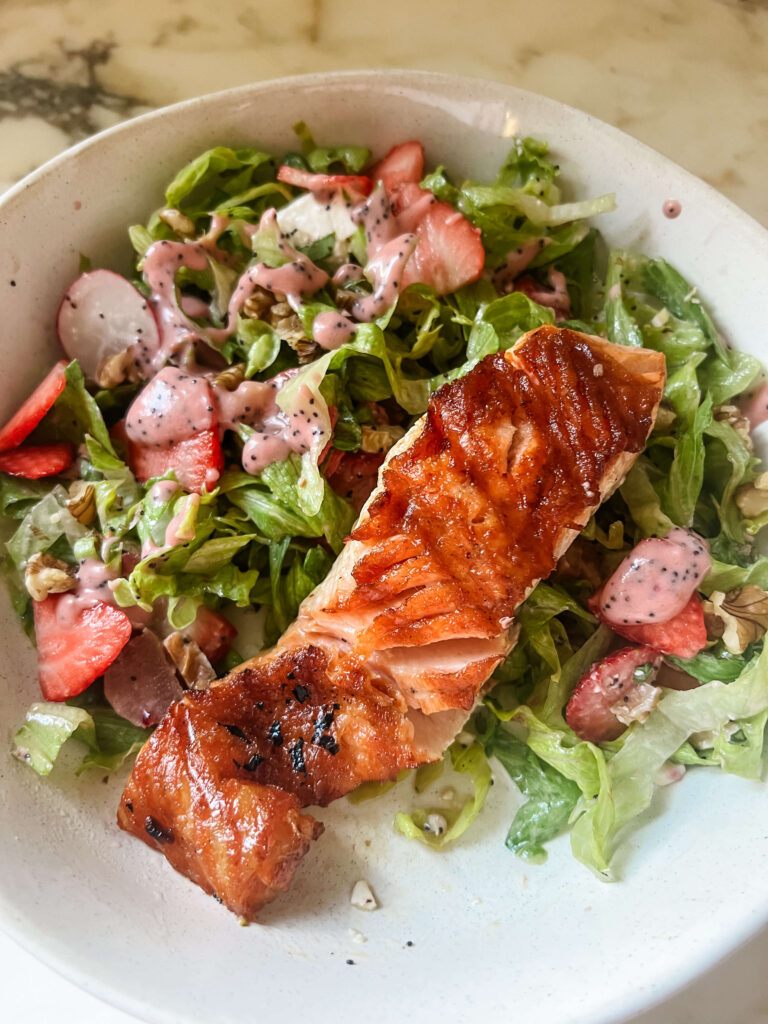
118;326;666;919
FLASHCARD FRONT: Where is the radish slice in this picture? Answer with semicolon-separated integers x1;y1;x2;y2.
56;269;160;381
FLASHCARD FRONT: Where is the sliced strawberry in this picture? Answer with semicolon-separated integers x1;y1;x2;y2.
0;361;68;452
126;430;223;494
590;588;707;659
0;443;74;478
34;594;132;701
185;605;237;663
565;645;662;744
391;183;484;296
370;141;425;193
326;451;384;513
276;165;372;199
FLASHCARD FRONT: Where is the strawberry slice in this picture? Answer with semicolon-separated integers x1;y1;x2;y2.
590;588;707;659
126;430;223;494
185;605;237;663
34;594;132;701
326;451;384;513
0;443;74;478
277;165;372;199
370;141;425;193
0;361;68;452
391;183;485;296
565;645;662;744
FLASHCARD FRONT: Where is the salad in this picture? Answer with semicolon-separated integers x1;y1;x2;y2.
3;123;768;878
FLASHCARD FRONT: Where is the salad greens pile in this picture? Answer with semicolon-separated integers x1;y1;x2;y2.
3;125;768;880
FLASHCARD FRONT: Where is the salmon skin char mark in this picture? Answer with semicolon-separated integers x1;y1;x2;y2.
118;325;666;920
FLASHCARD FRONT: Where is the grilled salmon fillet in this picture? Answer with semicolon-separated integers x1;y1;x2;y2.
118;325;666;919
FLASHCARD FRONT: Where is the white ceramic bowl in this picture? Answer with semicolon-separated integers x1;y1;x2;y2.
2;71;768;1024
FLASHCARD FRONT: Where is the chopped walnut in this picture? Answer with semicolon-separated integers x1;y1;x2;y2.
736;471;768;519
266;301;319;362
95;348;142;388
158;207;196;239
714;404;752;448
66;480;97;526
611;681;661;727
242;286;274;321
704;585;768;654
163;632;216;689
214;362;246;392
25;552;76;602
335;288;361;312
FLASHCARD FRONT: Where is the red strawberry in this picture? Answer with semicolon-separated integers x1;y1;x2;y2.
33;594;132;701
126;430;223;494
326;451;384;513
276;165;372;199
0;361;68;452
590;588;707;659
565;645;662;744
185;605;237;663
0;443;74;478
370;141;425;193
391;183;484;296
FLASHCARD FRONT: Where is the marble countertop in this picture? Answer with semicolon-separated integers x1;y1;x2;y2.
1;1;768;1022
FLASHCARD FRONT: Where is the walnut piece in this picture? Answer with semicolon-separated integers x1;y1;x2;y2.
25;552;76;602
95;348;140;389
213;362;246;392
714;403;753;448
67;480;96;526
163;632;216;689
736;471;768;519
158;207;196;239
704;585;768;654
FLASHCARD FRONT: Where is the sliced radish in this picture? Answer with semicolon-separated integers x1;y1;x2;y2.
56;269;160;381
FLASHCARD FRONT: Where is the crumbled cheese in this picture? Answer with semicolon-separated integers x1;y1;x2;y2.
423;813;447;836
350;879;379;912
592;362;604;377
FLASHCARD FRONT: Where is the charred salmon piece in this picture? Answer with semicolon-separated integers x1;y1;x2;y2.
119;327;666;920
117;700;323;920
298;326;666;712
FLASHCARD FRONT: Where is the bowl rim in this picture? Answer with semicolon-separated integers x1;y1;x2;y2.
2;67;768;1024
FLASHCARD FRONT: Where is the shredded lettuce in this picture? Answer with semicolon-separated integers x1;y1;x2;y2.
12;701;149;777
570;637;768;875
394;742;492;848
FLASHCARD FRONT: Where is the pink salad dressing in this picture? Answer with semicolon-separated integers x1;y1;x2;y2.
55;558;149;630
332;263;365;287
491;238;550;294
312;312;358;349
599;527;711;626
125;366;216;446
215;373;321;475
663;199;682;219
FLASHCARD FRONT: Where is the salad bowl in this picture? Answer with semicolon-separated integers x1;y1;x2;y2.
1;70;768;1024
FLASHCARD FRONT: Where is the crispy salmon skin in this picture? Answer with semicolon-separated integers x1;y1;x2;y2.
119;326;665;919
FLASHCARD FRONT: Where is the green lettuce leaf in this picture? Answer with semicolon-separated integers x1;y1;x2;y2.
394;743;492;848
486;725;580;862
11;701;149;777
570;636;768;875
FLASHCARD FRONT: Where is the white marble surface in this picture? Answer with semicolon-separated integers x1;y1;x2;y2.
2;1;768;1021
